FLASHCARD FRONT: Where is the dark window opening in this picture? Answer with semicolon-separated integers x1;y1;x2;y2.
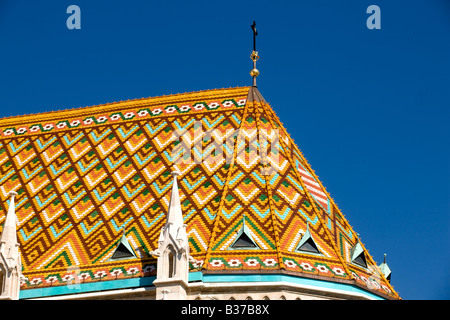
298;237;320;254
0;270;4;295
168;251;175;278
232;232;257;249
353;253;368;268
111;243;134;260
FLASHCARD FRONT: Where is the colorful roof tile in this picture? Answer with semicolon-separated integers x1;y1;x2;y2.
0;86;399;299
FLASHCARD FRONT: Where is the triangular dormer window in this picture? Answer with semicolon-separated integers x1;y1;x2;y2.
295;223;321;255
229;215;259;250
353;253;367;268
108;229;137;261
350;241;368;268
111;242;135;260
233;232;257;249
297;237;320;254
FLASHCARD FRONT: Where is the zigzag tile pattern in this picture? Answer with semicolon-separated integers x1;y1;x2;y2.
0;87;398;299
256;97;398;298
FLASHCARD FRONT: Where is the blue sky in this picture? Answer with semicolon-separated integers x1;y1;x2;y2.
0;1;449;300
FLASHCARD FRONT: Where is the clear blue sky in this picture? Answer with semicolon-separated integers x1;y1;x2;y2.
0;0;449;300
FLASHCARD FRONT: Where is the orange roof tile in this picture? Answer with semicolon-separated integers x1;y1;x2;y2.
0;86;399;299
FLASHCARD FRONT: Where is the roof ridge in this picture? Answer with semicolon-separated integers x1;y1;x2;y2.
257;98;354;281
253;99;284;269
202;87;252;269
263;101;356;240
0;86;251;125
259;98;399;297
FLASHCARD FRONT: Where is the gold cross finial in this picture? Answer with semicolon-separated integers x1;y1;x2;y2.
250;21;260;86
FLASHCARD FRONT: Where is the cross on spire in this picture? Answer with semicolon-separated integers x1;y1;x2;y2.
249;21;260;87
251;21;258;51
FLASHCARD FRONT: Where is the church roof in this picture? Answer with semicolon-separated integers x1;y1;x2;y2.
0;86;399;299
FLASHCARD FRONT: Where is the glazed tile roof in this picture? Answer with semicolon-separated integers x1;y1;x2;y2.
0;86;399;299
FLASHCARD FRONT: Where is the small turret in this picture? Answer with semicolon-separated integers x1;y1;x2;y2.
151;167;193;300
0;191;24;300
378;253;392;282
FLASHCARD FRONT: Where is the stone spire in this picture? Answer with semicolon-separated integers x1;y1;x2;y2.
0;191;23;300
166;169;184;230
0;192;18;253
151;167;192;300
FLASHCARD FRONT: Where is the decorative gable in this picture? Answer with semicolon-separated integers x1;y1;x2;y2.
108;230;137;261
295;223;321;255
350;242;368;268
229;215;259;250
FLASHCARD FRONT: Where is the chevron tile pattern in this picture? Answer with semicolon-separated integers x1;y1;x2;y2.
0;87;398;299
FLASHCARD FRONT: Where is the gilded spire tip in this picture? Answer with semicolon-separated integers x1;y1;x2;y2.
250;21;260;86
